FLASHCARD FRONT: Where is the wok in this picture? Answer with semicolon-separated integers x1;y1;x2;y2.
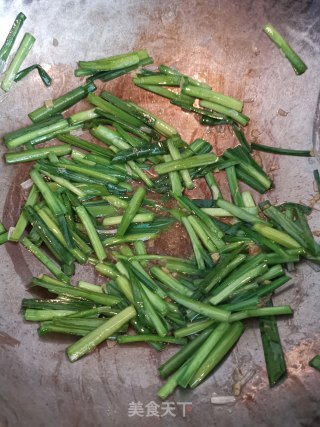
0;1;319;426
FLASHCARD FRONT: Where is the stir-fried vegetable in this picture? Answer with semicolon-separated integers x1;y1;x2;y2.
0;15;317;400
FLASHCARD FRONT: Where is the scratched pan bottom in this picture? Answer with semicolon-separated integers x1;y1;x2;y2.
0;1;320;426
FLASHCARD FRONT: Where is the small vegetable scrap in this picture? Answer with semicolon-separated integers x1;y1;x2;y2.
0;13;318;400
309;355;320;372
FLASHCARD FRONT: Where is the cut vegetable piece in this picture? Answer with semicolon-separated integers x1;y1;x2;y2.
166;290;231;322
75;206;106;262
189;321;245;388
263;23;307;75
0;12;26;64
21;237;69;283
259;300;287;387
67;306;136;362
309;355;320;372
5;145;71;164
14;64;52;87
1;32;35;92
181;83;243;112
29;82;96;122
116;187;146;237
178;323;230;387
251;143;312;157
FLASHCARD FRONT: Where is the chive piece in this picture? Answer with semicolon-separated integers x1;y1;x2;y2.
1;32;35;92
202;254;247;294
229;306;293;322
14;64;52;87
21;297;95;311
29;169;66;216
167;137;194;189
155;153;218;175
199;100;249;126
157;360;191;399
31;277;121;306
85;57;153;82
58;133;113;157
21;237;69;283
224;148;273;190
259;300;287;387
189;321;245;388
134;74;181;86
117;187;146;237
236;168;268;194
314;170;320;193
88;93;144;128
0;12;26;64
24;206;74;265
205;172;222;200
69;108;99;125
251;142;311;157
209;263;268;305
159;64;211;89
179;322;230;387
174;319;216;338
263;23;307;75
172;194;224;244
115;275;134;303
117;334;186;345
0;223;5;235
200;115;233;126
226;165;243;206
75;206;106;262
9;185;39;241
78;50;146;71
139;284;167;337
0;232;8;245
127;160;154;188
103;213;154;226
101;91;178;136
77;281;103;293
150;267;193;297
24;309;76;321
181;83;243;112
252;223;301;249
3;115;61;144
95;262;119;279
163;154;183;196
67;306;136;362
309;355;320;372
202;207;257;217
54;163;118;184
232;123;251;152
134;83;188;102
103;233;157;247
35;207;86;264
166;290;230;322
159;328;213;378
133;241;147;264
6;120;69;150
217;199;262;224
239;224;288;256
187;215;217;253
181;216;206;269
29;82;96;122
5;145;71;164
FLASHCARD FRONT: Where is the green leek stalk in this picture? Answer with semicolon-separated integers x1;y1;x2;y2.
67;306;136;362
1;32;35;92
